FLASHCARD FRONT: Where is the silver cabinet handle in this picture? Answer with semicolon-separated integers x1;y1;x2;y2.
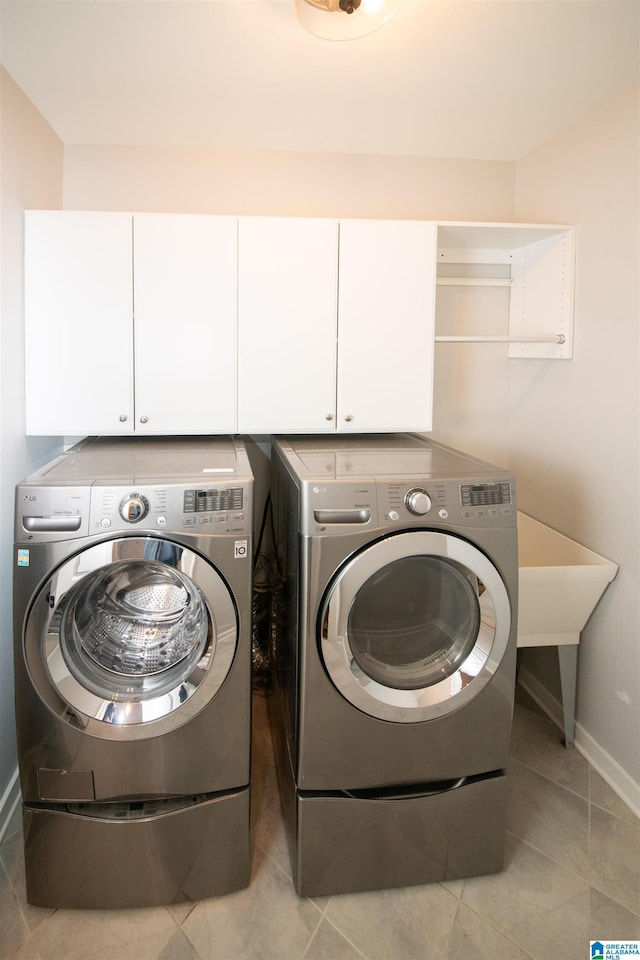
344;415;354;422
325;414;334;421
140;416;149;424
119;415;128;422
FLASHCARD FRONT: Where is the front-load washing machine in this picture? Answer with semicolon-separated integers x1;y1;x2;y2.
14;436;253;908
269;434;518;897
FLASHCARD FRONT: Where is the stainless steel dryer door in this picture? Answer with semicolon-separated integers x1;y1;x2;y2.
319;531;511;723
25;537;237;739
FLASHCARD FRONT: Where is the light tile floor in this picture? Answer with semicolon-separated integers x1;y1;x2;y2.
1;686;639;960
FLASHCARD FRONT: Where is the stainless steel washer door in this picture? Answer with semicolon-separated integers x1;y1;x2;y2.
25;537;237;739
319;531;511;723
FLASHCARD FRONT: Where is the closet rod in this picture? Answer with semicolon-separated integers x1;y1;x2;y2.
435;334;566;344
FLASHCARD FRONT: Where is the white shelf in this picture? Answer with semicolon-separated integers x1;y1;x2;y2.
436;277;512;287
435;222;575;359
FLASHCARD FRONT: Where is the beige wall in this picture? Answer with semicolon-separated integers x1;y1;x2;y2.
513;86;639;791
0;67;63;822
63;144;515;221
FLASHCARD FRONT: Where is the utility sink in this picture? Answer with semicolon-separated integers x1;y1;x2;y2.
517;512;619;647
516;511;619;747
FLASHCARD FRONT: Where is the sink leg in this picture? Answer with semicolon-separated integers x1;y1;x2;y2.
557;644;578;748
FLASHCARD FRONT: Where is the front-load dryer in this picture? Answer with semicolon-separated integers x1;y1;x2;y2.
14;436;253;908
268;434;518;897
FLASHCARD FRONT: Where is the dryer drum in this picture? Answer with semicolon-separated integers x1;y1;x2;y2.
319;528;511;722
347;557;481;690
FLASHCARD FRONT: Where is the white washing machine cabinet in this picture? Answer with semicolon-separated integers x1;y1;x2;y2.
14;437;253;908
269;434;518;897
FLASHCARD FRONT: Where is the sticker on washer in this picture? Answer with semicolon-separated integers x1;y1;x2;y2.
234;540;248;559
17;549;30;567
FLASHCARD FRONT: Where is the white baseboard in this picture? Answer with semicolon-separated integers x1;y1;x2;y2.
517;667;640;819
0;768;21;844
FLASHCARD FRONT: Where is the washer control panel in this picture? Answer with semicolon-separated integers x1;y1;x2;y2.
184;487;244;514
16;481;252;542
90;483;250;536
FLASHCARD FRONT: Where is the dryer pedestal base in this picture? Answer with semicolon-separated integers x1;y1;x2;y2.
269;689;509;899
22;786;251;908
292;774;507;898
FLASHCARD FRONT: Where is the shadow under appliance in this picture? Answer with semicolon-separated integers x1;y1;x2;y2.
14;437;253;908
269;434;518;897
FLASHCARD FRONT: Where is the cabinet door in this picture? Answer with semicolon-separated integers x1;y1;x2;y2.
133;215;237;434
25;211;133;435
337;220;437;432
237;217;338;433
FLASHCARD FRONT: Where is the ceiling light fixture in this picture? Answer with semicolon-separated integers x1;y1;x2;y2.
296;0;404;40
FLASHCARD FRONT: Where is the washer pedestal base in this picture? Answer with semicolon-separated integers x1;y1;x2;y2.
23;786;250;908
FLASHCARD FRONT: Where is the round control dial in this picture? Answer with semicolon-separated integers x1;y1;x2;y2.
119;493;150;524
404;488;432;516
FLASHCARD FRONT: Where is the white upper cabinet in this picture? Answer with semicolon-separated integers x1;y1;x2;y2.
25;211;133;436
238;217;339;433
237;217;437;434
133;214;237;434
337;219;437;432
24;212;237;435
25;213;566;438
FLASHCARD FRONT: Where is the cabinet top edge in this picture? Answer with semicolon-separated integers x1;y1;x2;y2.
24;211;573;232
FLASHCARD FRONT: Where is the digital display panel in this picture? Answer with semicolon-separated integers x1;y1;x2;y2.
183;487;244;513
460;482;511;507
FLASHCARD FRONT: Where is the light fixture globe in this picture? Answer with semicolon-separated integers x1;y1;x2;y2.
296;0;404;40
306;0;361;12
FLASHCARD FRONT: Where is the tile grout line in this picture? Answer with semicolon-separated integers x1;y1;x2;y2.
504;829;591;890
448;895;537;960
303;913;368;960
508;750;590;805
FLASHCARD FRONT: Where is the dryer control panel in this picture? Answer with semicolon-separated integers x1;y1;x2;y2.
378;478;514;528
275;434;516;538
303;476;514;535
460;482;512;508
